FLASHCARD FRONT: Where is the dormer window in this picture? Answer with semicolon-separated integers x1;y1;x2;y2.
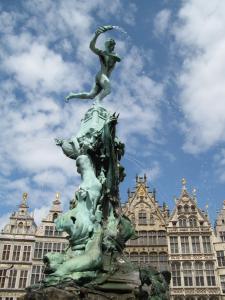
53;213;58;222
138;210;147;225
189;217;197;227
179;217;187;227
177;206;182;213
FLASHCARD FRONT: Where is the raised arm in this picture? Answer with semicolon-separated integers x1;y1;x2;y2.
89;32;101;55
89;25;113;55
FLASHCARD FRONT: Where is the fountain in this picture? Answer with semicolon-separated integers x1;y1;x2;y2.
21;25;170;300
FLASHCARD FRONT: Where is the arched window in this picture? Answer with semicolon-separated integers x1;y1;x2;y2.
159;252;168;271
195;262;204;286
189;217;197;227
149;252;158;269
183;262;193;286
158;231;166;245
139;252;148;266
191;205;196;212
138;210;147;225
177;205;182;213
179;217;187;227
18;222;23;234
171;262;181;286
53;213;58;222
148;231;157;245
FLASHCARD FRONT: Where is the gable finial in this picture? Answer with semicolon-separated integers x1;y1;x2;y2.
182;178;187;190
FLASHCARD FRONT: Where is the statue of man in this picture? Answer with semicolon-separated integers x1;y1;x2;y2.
65;25;121;105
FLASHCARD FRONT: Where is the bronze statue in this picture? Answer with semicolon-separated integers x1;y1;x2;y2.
65;25;121;105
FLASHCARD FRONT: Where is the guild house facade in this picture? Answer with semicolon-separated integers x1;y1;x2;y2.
0;193;68;300
0;177;225;299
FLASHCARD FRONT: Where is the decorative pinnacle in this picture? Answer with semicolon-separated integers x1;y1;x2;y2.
54;192;61;205
182;178;187;190
22;192;28;206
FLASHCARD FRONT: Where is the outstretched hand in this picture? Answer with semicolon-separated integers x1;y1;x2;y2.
65;93;74;102
95;25;113;36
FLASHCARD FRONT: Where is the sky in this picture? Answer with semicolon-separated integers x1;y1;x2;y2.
0;0;225;228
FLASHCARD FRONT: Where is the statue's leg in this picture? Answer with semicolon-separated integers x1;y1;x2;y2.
95;75;111;104
66;82;101;101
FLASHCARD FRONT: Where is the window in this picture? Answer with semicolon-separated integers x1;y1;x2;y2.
18;222;24;233
149;252;158;269
179;217;187;227
138;211;147;225
159;252;168;271
171;262;181;286
34;242;43;259
2;245;11;260
0;270;6;288
45;225;54;236
158;231;166;245
205;262;216;286
139;231;147;245
195;262;204;286
139;252;148;266
177;205;182;213
170;236;178;253
183;262;193;286
53;212;58;221
181;236;190;254
130;252;139;265
43;242;52;256
23;246;31;261
202;236;212;253
19;270;28;288
220;275;225;293
217;251;225;267
53;243;61;252
8;269;17;288
31;265;44;285
12;245;21;261
148;231;157;245
192;236;200;253
189;217;197;227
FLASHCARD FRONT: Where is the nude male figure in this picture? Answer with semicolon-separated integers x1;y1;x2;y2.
65;25;121;105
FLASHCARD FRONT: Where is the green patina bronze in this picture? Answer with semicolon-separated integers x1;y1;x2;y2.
65;25;121;105
23;25;170;300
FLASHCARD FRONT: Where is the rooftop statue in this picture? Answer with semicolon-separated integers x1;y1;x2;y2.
65;25;121;105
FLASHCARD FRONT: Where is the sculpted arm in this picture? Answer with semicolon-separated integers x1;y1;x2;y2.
89;25;113;55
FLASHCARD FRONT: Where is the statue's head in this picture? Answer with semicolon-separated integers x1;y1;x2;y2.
105;38;116;52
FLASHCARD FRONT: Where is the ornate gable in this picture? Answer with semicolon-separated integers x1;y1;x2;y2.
168;178;210;228
123;175;169;229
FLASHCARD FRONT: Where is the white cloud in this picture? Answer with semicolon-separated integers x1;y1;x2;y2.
33;205;51;225
0;0;164;222
154;9;171;36
173;0;225;154
140;161;161;182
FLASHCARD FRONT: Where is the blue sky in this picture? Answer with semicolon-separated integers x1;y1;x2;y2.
0;0;225;228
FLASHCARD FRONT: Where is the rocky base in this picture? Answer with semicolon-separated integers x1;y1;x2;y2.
20;285;138;300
